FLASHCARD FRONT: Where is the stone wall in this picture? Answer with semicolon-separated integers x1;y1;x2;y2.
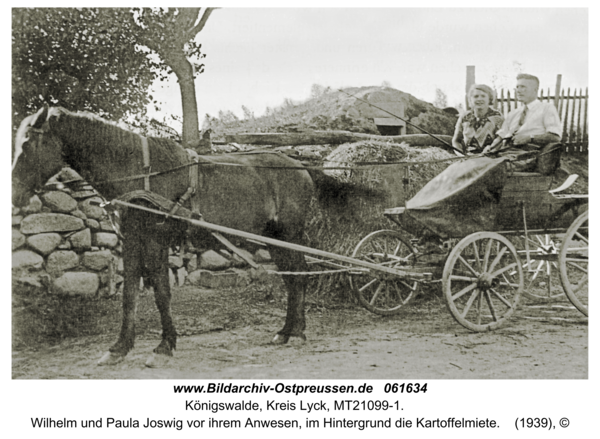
12;169;275;297
12;178;122;297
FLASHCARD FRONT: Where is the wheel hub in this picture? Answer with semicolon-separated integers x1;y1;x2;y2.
477;273;499;290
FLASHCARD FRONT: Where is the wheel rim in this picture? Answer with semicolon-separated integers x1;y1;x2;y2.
516;234;564;301
350;230;420;315
559;211;588;316
443;232;523;331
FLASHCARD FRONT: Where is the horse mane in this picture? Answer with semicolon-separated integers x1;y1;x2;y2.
47;107;186;169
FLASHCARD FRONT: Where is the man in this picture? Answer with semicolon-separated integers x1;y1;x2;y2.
483;73;563;173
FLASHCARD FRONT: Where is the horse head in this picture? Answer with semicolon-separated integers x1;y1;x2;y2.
12;106;66;206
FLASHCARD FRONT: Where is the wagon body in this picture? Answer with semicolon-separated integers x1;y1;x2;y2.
383;156;587;238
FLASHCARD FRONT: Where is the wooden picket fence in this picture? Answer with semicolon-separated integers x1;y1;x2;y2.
497;87;588;154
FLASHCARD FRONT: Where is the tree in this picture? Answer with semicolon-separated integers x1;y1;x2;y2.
12;8;159;130
433;87;448;108
130;8;217;151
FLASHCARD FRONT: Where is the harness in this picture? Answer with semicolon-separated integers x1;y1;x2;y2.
137;134;201;218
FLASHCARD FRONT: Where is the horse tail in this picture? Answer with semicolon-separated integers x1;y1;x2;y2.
306;168;385;209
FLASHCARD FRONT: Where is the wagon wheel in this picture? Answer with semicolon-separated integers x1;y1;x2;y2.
349;230;420;316
559;211;588;316
443;232;523;331
516;233;564;302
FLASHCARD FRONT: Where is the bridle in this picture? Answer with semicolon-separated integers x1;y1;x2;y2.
13;123;50;196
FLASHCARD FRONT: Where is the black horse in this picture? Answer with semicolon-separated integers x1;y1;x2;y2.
12;106;368;367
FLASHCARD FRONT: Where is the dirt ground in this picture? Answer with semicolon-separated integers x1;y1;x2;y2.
12;279;588;380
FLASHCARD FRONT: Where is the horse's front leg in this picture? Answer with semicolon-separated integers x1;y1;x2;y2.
144;238;177;368
98;237;142;365
268;246;307;344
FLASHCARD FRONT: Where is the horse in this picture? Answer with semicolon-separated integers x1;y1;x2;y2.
12;105;372;367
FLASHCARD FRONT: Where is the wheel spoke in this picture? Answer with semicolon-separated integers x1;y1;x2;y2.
451;282;478;301
566;261;588;274
483;238;493;271
358;278;378;293
450;274;479;282
369;283;384;306
483;290;499;322
398;279;418;292
490;261;518;278
392;283;409;305
476;291;483;325
489;288;514;308
571;276;589;293
458;255;480;277
488;246;508;272
460;288;480;318
471;242;482;272
574;232;588;245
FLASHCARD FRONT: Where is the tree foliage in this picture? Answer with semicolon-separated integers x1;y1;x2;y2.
130;8;217;150
12;8;159;129
433;87;448;108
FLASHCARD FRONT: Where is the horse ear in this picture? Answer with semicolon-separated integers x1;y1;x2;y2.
32;105;49;129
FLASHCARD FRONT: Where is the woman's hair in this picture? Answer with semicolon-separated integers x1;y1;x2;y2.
468;84;497;107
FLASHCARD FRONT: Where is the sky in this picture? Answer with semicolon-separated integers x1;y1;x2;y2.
145;6;589;128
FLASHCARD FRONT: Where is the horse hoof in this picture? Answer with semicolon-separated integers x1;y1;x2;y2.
145;353;171;368
97;351;125;366
272;334;306;345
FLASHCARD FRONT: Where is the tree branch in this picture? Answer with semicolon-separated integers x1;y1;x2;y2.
187;8;218;37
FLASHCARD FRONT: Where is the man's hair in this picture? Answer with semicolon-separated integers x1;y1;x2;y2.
517;73;540;89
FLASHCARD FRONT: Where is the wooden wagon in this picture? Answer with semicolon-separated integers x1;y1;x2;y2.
349;156;588;331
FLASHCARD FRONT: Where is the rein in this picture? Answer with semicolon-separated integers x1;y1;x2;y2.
89;152;467;187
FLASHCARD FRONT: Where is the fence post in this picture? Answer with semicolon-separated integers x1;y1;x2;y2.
466;66;475;110
554;74;562;108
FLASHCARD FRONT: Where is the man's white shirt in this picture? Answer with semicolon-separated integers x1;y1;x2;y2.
496;99;563;140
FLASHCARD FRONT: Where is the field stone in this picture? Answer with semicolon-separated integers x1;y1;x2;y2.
53;272;99;296
71;209;88;220
12;250;44;270
13;274;47;295
177;267;188;287
85;219;100;230
12;229;26;250
69;228;92;250
92;232;119;249
199;250;231;270
71;190;97;199
21;195;43;215
26;233;62;255
254;249;272;263
183;253;197;272
186;269;239;289
46;250;79;274
58;241;72;250
169;255;184;269
78;197;106;220
12;216;23;226
20;213;84;235
99;219;115;232
81;250;112;271
40;191;77;213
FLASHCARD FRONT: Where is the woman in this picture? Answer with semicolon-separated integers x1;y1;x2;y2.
452;84;504;155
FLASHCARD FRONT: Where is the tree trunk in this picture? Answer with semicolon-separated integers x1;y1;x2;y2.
170;53;205;152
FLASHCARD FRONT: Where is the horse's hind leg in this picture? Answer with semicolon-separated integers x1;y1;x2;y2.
144;237;177;368
268;245;308;344
98;235;143;365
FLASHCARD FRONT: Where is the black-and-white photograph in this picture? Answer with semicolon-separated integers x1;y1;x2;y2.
10;6;589;386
